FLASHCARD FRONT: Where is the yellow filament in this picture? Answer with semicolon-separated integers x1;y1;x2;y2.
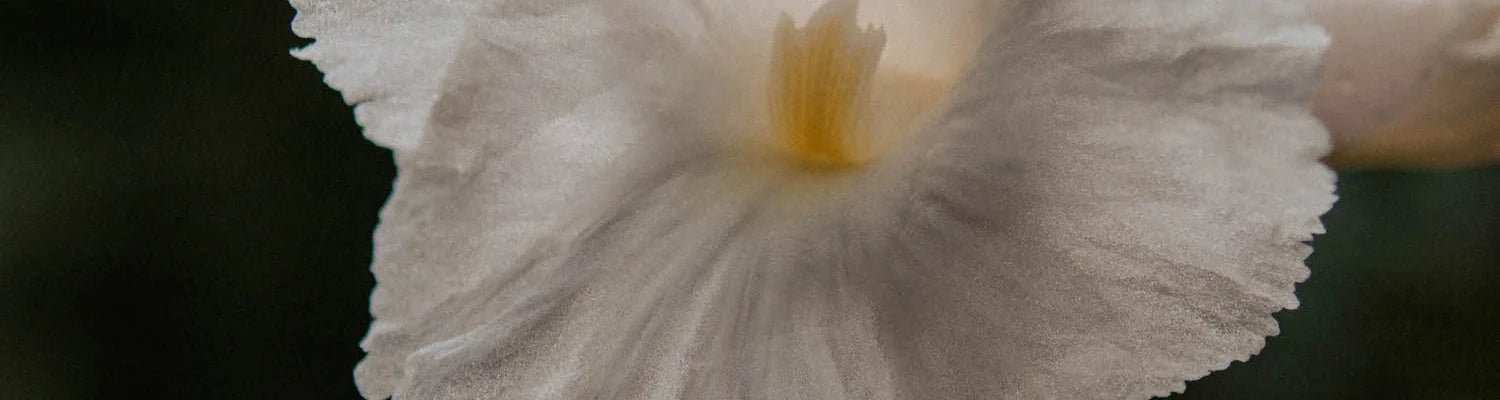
768;1;886;168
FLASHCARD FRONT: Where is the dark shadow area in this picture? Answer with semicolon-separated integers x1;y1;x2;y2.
2;1;1496;399
2;1;389;398
1176;169;1500;400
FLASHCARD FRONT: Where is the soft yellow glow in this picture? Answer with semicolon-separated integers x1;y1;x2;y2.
768;0;886;168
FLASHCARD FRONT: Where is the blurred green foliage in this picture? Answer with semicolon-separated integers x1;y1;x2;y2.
1;1;1496;399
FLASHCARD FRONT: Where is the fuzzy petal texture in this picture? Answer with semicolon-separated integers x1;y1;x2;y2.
291;0;487;150
293;0;1335;399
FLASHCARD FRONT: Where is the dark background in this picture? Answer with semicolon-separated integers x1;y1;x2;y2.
2;1;1496;399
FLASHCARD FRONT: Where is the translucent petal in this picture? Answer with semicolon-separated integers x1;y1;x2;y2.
292;0;1336;399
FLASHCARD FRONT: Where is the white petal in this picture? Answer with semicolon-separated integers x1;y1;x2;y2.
291;0;483;150
890;1;1334;397
294;0;1336;399
293;1;712;398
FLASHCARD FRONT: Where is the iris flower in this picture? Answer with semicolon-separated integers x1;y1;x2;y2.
293;0;1336;398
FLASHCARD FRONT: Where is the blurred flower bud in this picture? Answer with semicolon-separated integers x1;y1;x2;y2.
1314;0;1500;168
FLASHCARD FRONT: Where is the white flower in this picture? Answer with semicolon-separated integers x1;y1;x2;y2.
292;0;1336;399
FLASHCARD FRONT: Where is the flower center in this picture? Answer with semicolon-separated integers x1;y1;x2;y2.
768;1;886;168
